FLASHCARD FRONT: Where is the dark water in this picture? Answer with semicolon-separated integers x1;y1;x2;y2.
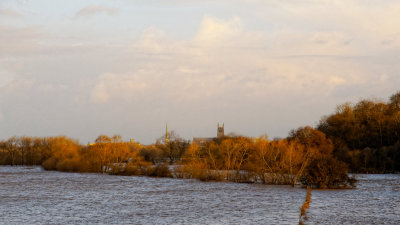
307;174;400;225
0;167;399;224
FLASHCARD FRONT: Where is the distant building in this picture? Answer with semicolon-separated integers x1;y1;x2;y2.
217;123;224;138
193;123;224;145
165;123;169;144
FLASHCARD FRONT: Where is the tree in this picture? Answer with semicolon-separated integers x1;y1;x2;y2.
300;155;355;189
218;137;251;181
180;143;209;180
41;136;82;172
18;136;33;165
4;137;19;166
94;135;113;172
389;91;400;110
156;131;189;163
139;145;164;164
289;126;334;155
246;137;277;184
95;135;112;144
165;140;190;163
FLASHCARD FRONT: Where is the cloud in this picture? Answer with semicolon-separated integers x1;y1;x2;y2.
0;25;43;56
0;8;23;19
133;27;168;54
2;78;34;94
253;0;400;50
194;15;243;45
2;2;400;143
0;70;14;88
38;83;68;92
75;5;119;18
91;81;110;103
90;14;387;106
91;73;148;104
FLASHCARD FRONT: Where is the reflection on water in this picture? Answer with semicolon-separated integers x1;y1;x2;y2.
0;167;399;224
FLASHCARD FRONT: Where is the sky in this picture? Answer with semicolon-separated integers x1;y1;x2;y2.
1;0;400;144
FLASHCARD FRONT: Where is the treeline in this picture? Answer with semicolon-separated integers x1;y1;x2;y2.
317;91;400;173
0;135;189;177
0;129;355;189
2;91;398;185
0;136;60;166
177;127;354;188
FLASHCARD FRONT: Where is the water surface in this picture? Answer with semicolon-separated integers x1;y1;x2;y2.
307;174;400;225
0;167;399;224
0;167;303;224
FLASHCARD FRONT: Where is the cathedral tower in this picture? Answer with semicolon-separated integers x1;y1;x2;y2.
217;123;224;138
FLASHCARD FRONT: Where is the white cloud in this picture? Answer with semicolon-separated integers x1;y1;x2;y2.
255;0;400;50
133;27;168;54
329;76;347;86
1;1;400;143
91;81;110;103
194;15;243;46
90;13;390;105
0;25;42;55
75;5;119;18
0;8;23;19
91;73;148;104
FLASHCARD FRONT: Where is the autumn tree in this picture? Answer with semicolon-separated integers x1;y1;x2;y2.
93;135;113;172
179;143;209;180
4;137;19;166
156;130;190;163
18;136;33;165
300;155;356;188
246;138;286;184
139;145;164;164
317;91;400;173
218;137;252;181
41;136;82;172
288;126;334;155
287;126;353;187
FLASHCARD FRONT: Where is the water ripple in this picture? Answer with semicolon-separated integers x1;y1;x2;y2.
1;167;399;224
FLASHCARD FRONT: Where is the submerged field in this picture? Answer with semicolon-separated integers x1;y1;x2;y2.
0;166;399;224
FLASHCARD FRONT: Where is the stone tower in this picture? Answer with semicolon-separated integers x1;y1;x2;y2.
217;123;224;138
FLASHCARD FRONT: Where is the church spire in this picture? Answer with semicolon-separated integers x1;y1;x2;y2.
165;123;169;144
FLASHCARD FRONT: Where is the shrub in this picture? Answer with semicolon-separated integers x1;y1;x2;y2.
300;155;356;189
56;158;81;172
147;163;172;178
42;157;57;170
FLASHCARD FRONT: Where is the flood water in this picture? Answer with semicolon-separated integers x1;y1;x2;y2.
0;167;399;225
